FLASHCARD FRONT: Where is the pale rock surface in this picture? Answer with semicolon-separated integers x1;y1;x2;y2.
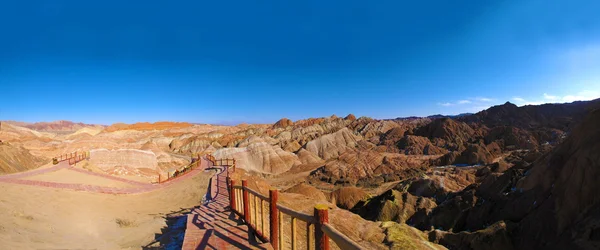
213;142;301;174
89;149;158;172
296;148;324;165
236;135;278;147
305;127;361;160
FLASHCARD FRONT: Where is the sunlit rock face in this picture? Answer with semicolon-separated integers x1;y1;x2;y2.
212;142;301;174
305;127;361;160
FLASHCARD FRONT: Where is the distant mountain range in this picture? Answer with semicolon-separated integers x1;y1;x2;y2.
392;113;474;121
1;120;105;132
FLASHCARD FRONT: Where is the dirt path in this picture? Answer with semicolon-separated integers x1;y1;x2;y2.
0;161;213;249
0;159;207;194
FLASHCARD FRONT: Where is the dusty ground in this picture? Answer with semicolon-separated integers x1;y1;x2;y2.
0;162;213;250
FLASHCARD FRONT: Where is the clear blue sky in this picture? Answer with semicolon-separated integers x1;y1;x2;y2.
1;0;600;125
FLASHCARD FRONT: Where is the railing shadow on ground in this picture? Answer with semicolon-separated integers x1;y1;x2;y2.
142;154;231;250
142;207;195;250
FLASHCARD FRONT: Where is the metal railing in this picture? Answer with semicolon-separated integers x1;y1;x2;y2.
220;159;364;250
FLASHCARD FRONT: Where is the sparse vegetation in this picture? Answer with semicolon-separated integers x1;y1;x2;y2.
115;218;137;228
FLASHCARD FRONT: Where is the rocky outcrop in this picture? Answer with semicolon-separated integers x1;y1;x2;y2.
330;186;370;210
282;140;302;152
509;108;600;249
0;143;46;174
397;135;448;155
296;148;323;165
89;149;159;172
353;189;437;224
382;222;447;250
428;221;515;250
305;128;360;160
359;120;400;139
284;183;327;201
484;126;538;151
272;118;293;129
213;142;301;174
236;135;278;147
453;143;495;165
345;114;357;121
415;118;475;147
309;150;435;186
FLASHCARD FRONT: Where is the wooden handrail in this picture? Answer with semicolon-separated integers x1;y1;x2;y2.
277;204;316;224
221;157;362;250
53;151;90;165
321;224;364;250
245;187;270;201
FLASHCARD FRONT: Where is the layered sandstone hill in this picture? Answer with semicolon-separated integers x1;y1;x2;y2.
305;127;361;160
0;142;46;174
104;122;193;132
89;149;160;178
212;142;301;174
344;106;600;249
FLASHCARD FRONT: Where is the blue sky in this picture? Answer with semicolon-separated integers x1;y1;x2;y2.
1;0;599;125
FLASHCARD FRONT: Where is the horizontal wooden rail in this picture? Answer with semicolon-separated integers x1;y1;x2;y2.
245;187;269;201
53;151;90;165
218;154;362;250
277;204;316;224
322;224;364;250
226;176;363;250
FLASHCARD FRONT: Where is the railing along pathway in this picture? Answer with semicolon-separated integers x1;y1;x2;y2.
187;155;364;250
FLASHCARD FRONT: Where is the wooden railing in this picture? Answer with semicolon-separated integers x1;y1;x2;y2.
158;155;203;183
158;153;236;183
218;158;363;250
53;151;90;165
205;154;236;176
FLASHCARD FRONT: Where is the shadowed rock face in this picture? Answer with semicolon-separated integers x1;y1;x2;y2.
353;189;437;224
330;186;370;210
415;118;475;144
510;108;600;249
397;135;448;155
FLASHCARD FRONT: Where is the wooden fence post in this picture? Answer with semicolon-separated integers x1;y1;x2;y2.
242;180;250;223
314;204;330;250
270;189;279;250
229;178;236;211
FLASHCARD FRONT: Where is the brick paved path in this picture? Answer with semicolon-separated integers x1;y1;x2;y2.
182;164;273;250
0;158;210;194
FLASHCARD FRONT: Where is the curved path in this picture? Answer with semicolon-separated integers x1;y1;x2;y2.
0;159;210;194
182;163;272;250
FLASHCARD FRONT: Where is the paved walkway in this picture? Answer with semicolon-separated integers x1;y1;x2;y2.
182;164;273;250
0;159;210;194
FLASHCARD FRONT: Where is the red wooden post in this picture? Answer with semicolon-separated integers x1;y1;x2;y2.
229;178;236;211
314;204;330;250
270;189;279;250
242;180;250;223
